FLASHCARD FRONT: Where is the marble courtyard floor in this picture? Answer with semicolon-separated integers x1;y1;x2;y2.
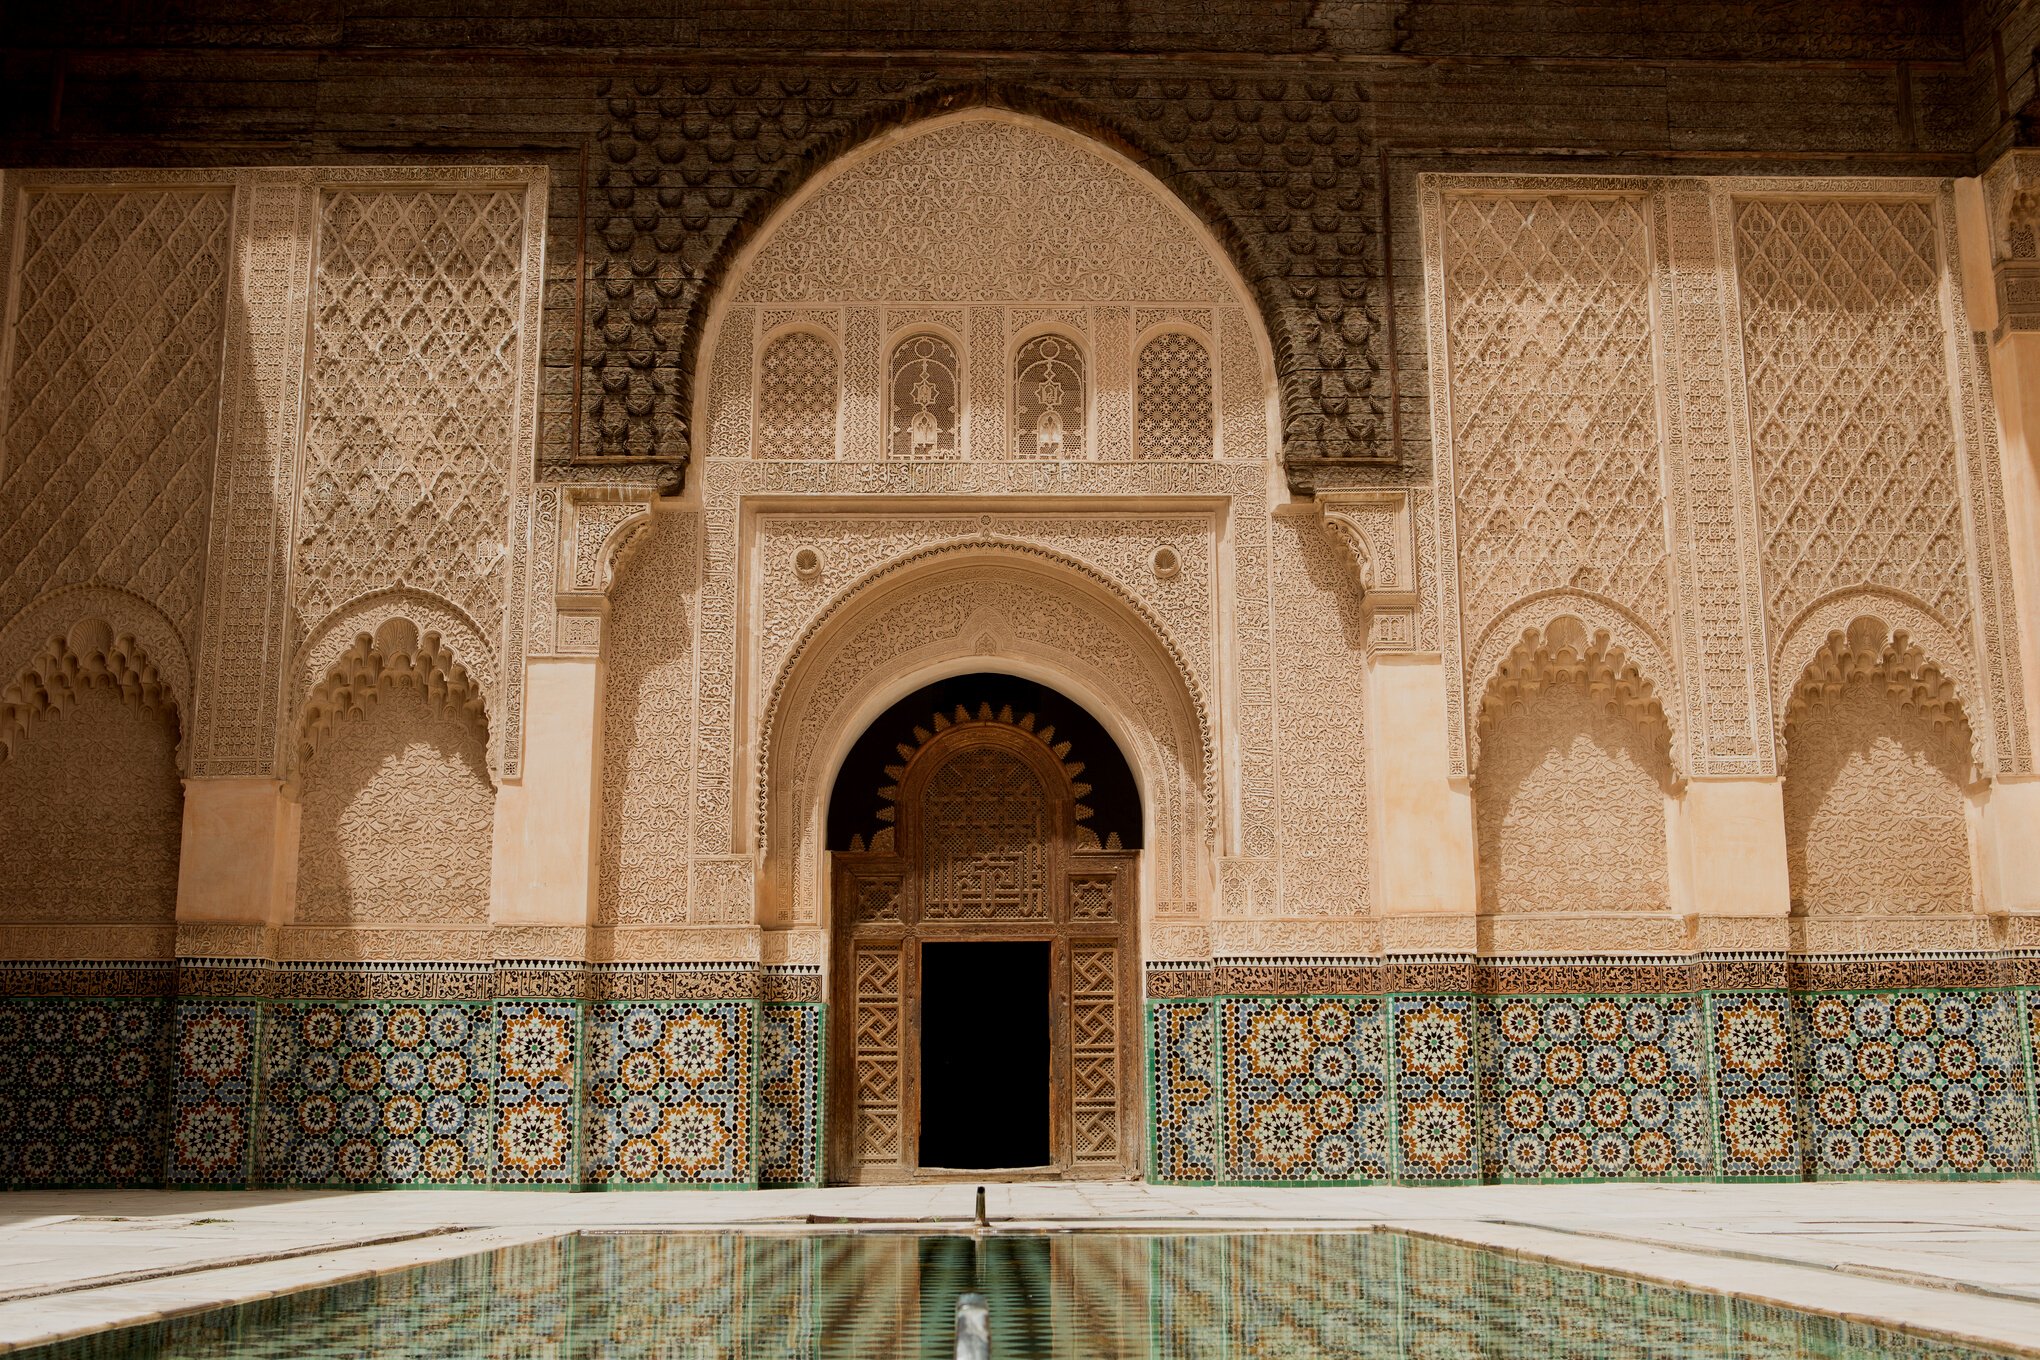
1;1181;2038;1353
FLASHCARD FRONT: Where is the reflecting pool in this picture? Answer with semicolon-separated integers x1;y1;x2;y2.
20;1231;2016;1358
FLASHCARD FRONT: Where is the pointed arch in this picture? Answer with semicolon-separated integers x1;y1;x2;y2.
758;540;1213;929
692;108;1277;465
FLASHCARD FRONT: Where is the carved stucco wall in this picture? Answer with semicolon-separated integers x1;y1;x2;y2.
1729;189;2021;919
637;112;1317;965
1266;515;1371;920
0;168;547;801
1421;173;2028;936
0;187;231;683
703;115;1271;466
1477;681;1671;916
1783;677;1973;917
1422;180;1689;787
1472;618;1674;919
1731;187;2027;781
1733;198;1968;653
1436;192;1670;666
295;181;546;783
295;681;494;941
0;684;182;957
0;185;225;960
737;118;1231;304
599;510;701;926
1781;619;1977;918
759;550;1212;954
296;188;529;643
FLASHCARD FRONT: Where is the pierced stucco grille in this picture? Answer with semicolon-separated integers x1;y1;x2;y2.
1135;333;1214;458
888;333;961;458
1013;334;1086;458
756;330;838;458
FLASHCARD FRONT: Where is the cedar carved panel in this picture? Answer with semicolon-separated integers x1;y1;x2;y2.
829;708;1137;1182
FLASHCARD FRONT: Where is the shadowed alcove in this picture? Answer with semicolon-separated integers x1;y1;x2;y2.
825;673;1143;1180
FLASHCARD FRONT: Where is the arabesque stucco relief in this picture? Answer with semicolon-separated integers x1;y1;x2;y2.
4;124;2040;1191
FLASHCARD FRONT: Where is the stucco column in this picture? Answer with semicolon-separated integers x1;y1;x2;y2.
493;655;605;927
174;777;300;931
1977;314;2040;913
1318;491;1479;943
1366;652;1479;922
1966;164;2040;915
490;484;656;930
1673;778;1792;920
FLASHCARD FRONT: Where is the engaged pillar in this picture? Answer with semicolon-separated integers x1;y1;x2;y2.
491;485;657;934
1319;491;1479;950
1966;164;2040;917
174;776;299;946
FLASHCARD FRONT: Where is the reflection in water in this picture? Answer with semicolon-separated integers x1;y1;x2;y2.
23;1231;2011;1359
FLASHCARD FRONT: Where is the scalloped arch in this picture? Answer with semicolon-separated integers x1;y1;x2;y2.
0;585;190;768
1771;586;1982;774
1466;591;1682;778
291;587;495;779
758;540;1214;927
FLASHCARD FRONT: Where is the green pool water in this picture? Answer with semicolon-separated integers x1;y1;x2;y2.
20;1231;2017;1359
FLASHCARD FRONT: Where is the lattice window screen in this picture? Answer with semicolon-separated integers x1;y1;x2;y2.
1013;334;1086;458
920;747;1048;919
851;944;905;1167
1135;332;1214;459
1070;941;1121;1165
756;330;838;458
887;333;961;458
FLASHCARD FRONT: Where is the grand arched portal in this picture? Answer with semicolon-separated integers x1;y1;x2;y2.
827;677;1141;1183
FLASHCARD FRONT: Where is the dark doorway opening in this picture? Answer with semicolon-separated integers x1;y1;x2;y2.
919;941;1051;1169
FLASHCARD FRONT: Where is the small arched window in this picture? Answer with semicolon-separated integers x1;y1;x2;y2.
1135;332;1214;459
755;329;839;458
888;332;961;458
1013;333;1086;459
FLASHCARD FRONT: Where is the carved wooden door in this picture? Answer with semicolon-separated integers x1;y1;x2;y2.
829;711;1138;1182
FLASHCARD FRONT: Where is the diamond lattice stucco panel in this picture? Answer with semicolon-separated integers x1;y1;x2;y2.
0;189;231;647
295;188;527;636
1441;193;1669;645
1732;198;1969;642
